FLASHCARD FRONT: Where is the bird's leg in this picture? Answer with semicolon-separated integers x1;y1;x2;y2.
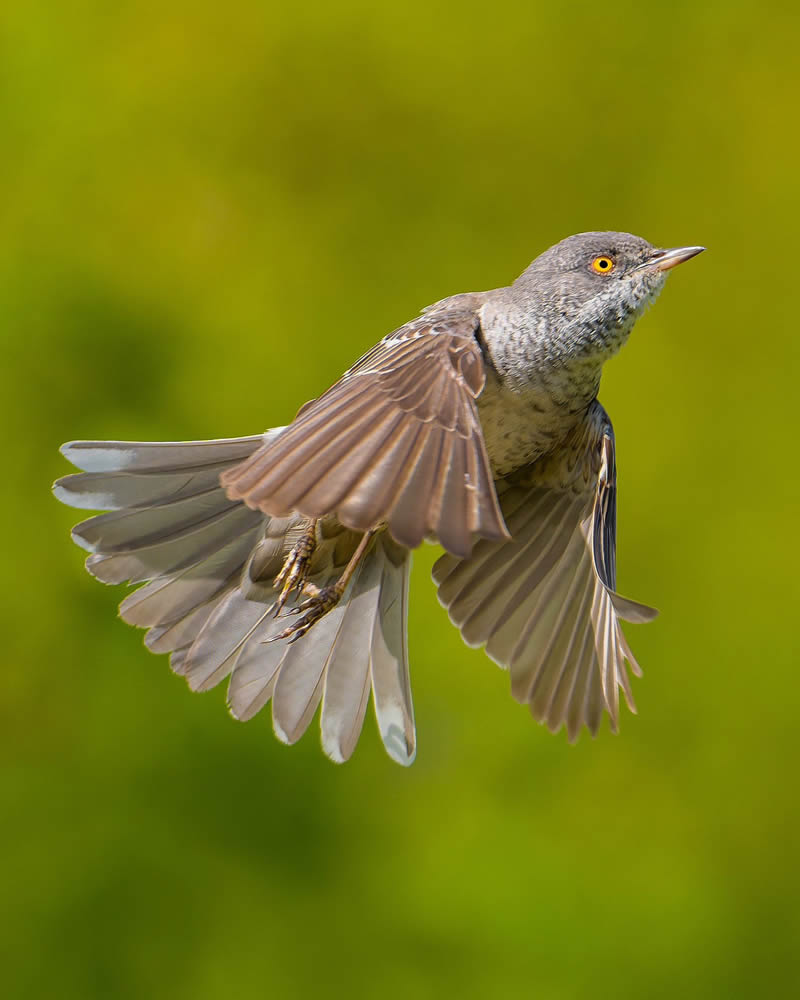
269;528;377;644
273;518;318;615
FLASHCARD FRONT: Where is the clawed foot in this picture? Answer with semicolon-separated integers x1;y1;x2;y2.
273;523;317;615
267;525;377;645
268;583;344;644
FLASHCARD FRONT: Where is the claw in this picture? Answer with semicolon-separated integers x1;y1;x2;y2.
266;584;343;644
265;527;378;646
273;523;317;615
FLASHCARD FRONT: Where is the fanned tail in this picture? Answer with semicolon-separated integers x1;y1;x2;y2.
227;536;415;765
54;433;415;764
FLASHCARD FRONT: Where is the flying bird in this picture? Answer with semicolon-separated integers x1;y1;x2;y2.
54;232;704;765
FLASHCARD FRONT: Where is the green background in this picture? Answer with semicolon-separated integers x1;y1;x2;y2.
3;1;799;997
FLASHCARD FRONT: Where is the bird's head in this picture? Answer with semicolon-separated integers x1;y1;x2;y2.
512;231;705;360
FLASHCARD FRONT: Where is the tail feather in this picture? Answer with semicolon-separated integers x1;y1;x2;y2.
180;587;275;693
370;542;415;766
71;488;242;553
320;552;384;763
226;614;288;722
118;531;259;628
59;436;266;473
82;505;263;582
271;599;352;746
53;467;230;512
145;599;222;655
55;434;415;765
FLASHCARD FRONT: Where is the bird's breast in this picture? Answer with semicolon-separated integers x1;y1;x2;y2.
476;369;596;478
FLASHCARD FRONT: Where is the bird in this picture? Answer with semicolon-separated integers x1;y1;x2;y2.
53;231;704;766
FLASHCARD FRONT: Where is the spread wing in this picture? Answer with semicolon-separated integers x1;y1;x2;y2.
221;312;509;558
433;401;657;741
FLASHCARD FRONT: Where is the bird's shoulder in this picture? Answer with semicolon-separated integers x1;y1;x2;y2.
420;289;500;319
342;290;505;401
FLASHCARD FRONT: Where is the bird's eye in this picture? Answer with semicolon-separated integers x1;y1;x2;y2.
591;255;615;274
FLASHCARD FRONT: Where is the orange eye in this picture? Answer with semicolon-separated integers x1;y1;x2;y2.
591;255;615;274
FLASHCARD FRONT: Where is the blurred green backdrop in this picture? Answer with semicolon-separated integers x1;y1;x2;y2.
3;1;799;997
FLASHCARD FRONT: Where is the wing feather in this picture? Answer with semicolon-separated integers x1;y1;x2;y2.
222;314;508;556
383;426;447;551
233;389;383;509
338;422;432;533
435;433;471;558
514;531;592;706
433;401;657;741
534;571;595;728
289;407;405;514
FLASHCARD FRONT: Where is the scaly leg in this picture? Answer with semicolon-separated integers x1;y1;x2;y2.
269;528;377;644
273;519;317;615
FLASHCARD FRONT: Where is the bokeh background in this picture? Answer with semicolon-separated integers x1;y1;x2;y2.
3;1;799;997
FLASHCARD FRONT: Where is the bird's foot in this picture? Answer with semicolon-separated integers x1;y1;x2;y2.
273;521;317;615
268;583;344;644
267;527;377;644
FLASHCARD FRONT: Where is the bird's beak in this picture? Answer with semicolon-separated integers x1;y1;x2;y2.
641;245;706;272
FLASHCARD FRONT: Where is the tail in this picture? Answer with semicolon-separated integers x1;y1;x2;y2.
54;433;415;765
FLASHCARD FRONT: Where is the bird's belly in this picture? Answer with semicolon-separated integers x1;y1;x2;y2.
476;381;586;478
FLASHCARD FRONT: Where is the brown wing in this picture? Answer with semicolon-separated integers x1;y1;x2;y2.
221;313;509;558
433;401;658;741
